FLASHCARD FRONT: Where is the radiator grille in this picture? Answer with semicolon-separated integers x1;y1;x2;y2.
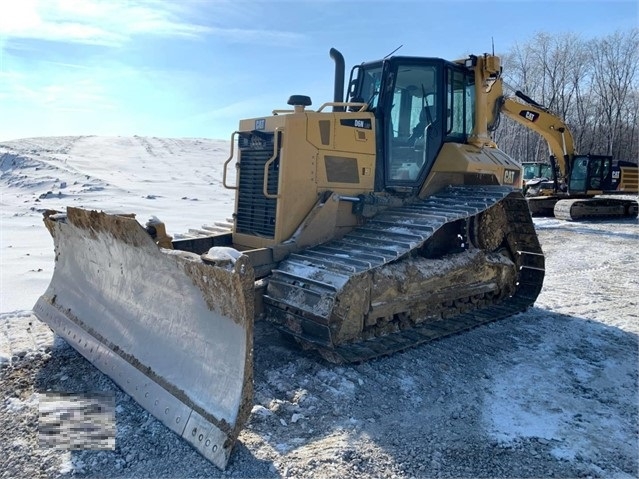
236;132;279;237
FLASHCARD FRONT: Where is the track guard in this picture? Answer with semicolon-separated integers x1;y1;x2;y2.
34;208;254;469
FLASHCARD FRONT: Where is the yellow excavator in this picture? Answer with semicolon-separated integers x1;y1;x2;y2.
492;89;638;219
34;49;546;469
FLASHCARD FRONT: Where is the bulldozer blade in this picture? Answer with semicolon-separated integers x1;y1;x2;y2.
33;208;254;470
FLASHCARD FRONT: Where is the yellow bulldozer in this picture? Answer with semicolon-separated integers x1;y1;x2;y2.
35;49;546;469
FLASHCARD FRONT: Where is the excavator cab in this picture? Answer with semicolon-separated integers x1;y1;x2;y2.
568;155;612;193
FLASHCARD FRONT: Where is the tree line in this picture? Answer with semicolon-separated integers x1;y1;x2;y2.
493;29;638;164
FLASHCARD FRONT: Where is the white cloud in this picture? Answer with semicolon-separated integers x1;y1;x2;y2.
0;0;211;46
207;26;305;45
0;0;306;47
0;65;117;112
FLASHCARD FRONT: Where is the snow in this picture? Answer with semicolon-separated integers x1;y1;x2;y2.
1;136;235;313
204;246;242;263
5;393;38;413
1;135;638;477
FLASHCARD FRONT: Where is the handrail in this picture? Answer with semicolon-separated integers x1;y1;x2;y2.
272;102;369;115
263;127;283;199
317;102;368;113
422;122;433;168
222;131;239;190
272;109;295;115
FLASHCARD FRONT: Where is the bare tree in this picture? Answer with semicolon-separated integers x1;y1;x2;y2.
494;29;638;164
589;29;639;159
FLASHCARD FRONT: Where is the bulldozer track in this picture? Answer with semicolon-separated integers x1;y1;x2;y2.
264;185;545;363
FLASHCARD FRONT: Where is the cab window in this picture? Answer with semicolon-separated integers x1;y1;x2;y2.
570;157;588;192
446;68;474;141
352;66;383;109
386;64;438;182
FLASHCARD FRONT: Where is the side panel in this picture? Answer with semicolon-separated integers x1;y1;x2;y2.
419;142;522;197
273;115;320;243
232;111;377;249
307;111;376;192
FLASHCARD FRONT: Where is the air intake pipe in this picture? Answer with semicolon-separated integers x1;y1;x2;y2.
330;48;345;112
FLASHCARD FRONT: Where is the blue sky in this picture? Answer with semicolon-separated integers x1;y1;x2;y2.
0;0;637;141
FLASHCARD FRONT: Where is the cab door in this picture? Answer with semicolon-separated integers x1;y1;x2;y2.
569;155;612;194
569;156;590;194
383;61;443;187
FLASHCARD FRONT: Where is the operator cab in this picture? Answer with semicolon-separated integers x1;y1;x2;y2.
523;162;553;181
569;155;614;193
348;56;475;191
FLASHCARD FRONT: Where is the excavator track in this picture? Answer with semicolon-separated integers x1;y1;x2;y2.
264;185;544;363
553;197;639;220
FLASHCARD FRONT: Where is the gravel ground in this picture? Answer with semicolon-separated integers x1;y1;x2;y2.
2;217;638;479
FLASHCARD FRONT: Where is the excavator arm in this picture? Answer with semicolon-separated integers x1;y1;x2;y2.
496;95;573;180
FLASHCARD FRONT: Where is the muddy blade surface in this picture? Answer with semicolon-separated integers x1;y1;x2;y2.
33;208;254;470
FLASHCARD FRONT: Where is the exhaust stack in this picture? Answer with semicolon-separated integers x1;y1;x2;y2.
330;48;345;112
